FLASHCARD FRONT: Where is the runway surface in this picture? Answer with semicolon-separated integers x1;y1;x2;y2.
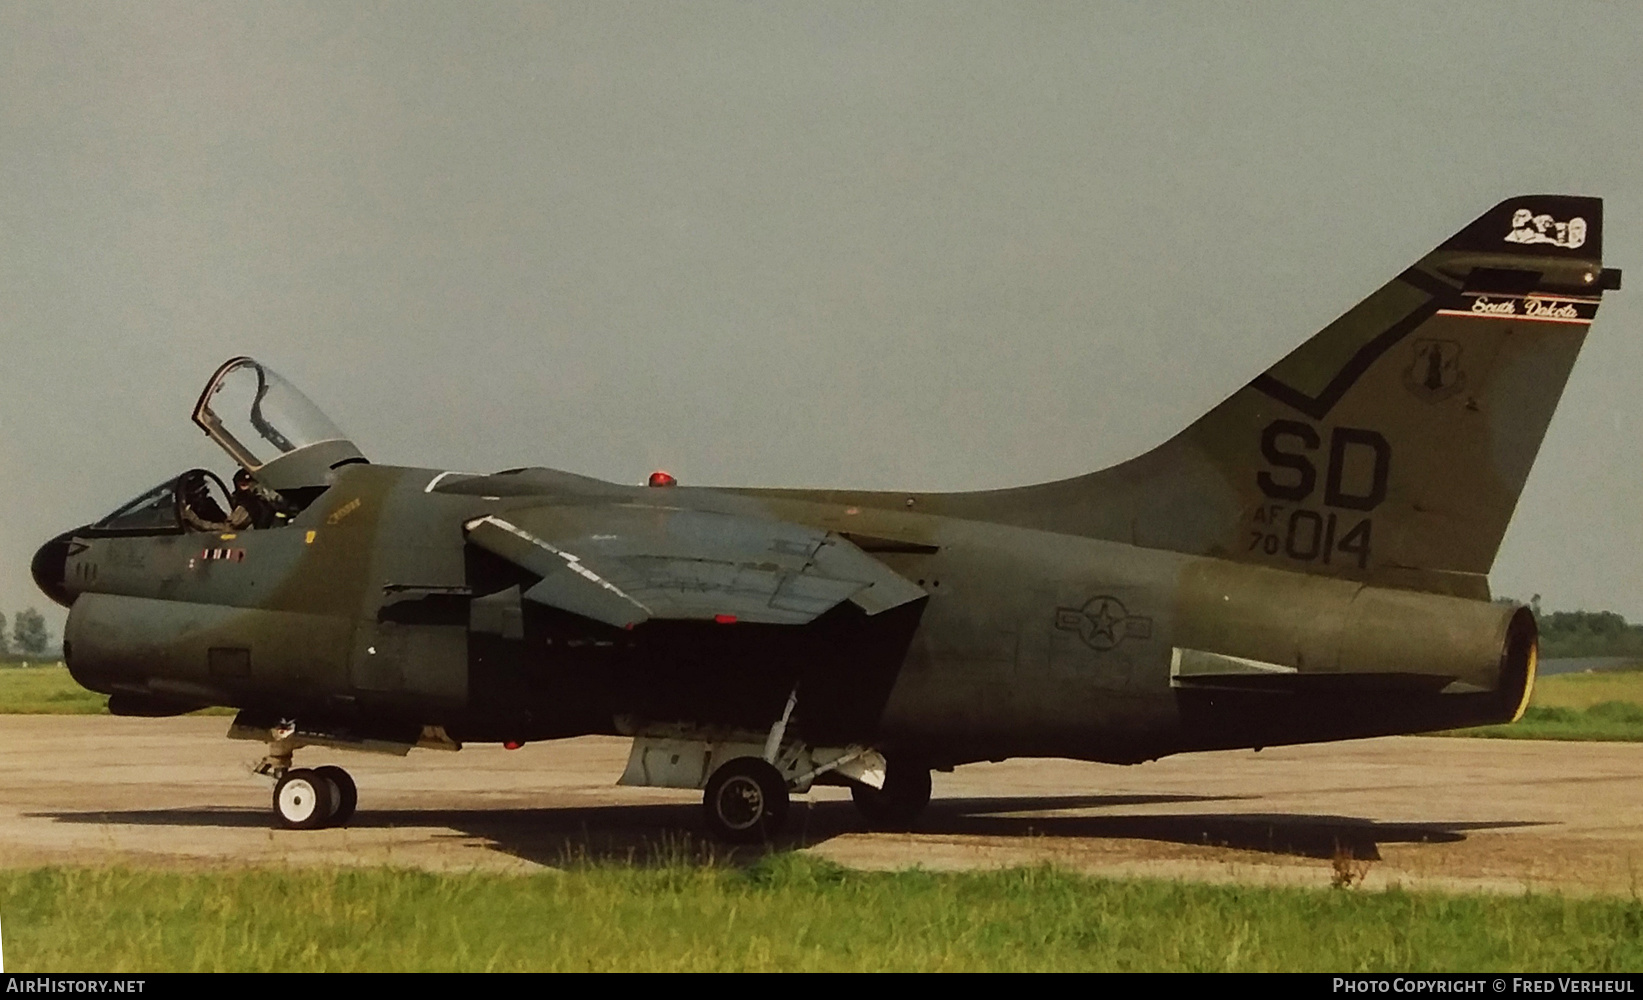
2;715;1640;895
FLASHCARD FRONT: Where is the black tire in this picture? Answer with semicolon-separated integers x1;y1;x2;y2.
703;757;790;844
273;768;336;830
314;765;357;826
851;757;932;830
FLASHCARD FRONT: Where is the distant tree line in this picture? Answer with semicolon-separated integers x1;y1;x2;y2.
0;608;54;661
1535;609;1643;659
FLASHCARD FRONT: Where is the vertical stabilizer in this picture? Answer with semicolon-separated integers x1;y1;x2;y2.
910;197;1618;596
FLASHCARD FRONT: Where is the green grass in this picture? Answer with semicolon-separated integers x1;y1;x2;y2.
2;857;1641;972
1463;702;1643;742
1454;668;1643;741
0;663;108;714
0;663;232;716
1526;668;1643;711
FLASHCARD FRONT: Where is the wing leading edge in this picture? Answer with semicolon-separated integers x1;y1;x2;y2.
463;504;925;630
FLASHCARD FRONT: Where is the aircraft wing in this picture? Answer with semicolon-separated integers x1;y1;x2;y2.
463;505;925;629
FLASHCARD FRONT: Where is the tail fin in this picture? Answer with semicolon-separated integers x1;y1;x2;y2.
957;196;1620;597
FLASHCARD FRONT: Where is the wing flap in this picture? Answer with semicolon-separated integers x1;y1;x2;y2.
467;515;651;629
811;536;930;615
463;505;923;628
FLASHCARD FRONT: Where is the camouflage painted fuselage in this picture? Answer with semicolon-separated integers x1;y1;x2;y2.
56;459;1530;769
41;195;1615;771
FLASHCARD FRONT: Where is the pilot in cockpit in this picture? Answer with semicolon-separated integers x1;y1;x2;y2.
81;358;360;538
230;468;289;530
181;468;292;532
180;472;235;532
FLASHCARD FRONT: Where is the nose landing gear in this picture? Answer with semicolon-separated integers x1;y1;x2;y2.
235;715;389;830
313;765;358;825
266;760;359;830
273;768;334;830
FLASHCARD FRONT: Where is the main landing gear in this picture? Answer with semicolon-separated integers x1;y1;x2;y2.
264;757;359;830
699;690;800;844
697;753;934;842
625;689;937;844
703;757;790;844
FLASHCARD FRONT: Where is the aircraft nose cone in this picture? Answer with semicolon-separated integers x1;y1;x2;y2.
31;531;77;608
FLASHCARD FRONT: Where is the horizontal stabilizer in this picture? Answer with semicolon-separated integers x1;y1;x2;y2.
1170;647;1458;696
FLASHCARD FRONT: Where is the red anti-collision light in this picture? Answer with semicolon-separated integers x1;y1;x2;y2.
504;740;524;750
714;614;737;624
648;471;677;488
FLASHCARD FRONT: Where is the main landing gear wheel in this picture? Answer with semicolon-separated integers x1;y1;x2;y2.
273;768;336;830
851;757;932;830
703;757;790;844
314;765;357;826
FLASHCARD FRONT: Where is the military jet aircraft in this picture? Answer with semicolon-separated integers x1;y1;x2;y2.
32;196;1622;842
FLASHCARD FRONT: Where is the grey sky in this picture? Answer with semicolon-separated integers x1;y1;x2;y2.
2;3;1641;637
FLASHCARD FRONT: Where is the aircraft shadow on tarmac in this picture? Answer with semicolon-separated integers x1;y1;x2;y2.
35;791;1546;867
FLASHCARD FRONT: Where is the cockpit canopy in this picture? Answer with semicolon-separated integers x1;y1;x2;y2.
192;358;366;491
85;360;361;538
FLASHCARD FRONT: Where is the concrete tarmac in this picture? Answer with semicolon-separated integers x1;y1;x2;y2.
2;715;1640;895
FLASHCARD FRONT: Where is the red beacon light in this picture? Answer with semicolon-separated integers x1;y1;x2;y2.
647;470;677;488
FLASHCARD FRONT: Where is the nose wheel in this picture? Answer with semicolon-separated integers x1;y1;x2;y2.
271;765;358;830
703;757;790;844
314;765;358;826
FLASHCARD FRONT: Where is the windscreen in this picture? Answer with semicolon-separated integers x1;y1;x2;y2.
193;359;349;471
93;479;180;533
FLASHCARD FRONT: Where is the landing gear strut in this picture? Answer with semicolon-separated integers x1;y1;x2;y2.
851;756;932;830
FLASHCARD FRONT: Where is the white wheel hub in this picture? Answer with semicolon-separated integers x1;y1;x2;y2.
277;776;322;824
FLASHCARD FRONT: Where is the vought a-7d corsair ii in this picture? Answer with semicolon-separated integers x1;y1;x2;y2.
33;196;1622;842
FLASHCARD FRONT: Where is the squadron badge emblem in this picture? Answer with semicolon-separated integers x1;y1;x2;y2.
1403;339;1466;403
